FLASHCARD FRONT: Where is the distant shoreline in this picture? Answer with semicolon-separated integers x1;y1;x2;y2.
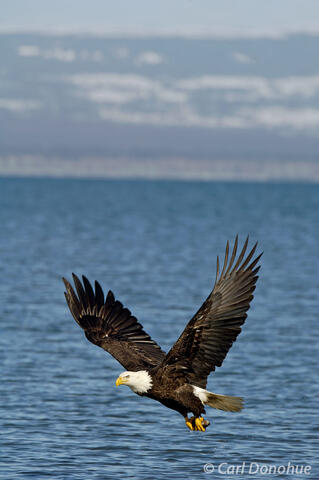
1;155;318;183
1;27;319;40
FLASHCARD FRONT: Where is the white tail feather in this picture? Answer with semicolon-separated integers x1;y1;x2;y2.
192;386;243;412
205;392;243;412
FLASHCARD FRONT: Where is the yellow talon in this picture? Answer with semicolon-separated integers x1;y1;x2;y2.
185;416;194;431
195;417;205;431
185;416;210;431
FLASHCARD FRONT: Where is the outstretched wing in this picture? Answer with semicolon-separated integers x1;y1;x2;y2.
162;236;262;388
63;274;166;371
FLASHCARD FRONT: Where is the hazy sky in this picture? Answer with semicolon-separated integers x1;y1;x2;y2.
1;0;319;35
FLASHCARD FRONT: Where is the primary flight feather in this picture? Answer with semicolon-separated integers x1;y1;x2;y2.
63;236;261;432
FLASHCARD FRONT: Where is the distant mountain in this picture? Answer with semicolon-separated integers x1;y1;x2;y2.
0;32;318;180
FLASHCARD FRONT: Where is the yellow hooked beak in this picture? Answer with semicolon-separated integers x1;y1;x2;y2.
115;376;126;387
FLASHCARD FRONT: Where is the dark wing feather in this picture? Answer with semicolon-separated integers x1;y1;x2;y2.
63;274;165;371
162;236;262;388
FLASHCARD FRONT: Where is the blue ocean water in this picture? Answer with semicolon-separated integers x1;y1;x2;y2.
0;177;318;480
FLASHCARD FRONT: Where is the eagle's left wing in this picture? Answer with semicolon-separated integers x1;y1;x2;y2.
63;274;166;371
161;236;262;388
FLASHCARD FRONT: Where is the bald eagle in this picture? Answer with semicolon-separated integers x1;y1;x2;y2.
63;236;261;432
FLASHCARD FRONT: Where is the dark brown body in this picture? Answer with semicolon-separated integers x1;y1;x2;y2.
143;367;205;417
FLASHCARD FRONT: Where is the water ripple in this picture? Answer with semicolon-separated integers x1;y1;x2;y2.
1;178;318;479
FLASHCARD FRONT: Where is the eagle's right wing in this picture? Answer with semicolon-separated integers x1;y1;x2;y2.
63;274;166;371
161;236;262;388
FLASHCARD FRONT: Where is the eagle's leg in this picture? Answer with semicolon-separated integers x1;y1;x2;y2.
184;416;195;431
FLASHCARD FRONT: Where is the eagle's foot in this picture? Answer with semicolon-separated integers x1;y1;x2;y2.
195;417;206;432
185;416;195;431
185;416;210;432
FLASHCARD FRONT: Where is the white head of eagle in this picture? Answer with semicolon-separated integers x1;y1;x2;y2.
116;370;153;394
